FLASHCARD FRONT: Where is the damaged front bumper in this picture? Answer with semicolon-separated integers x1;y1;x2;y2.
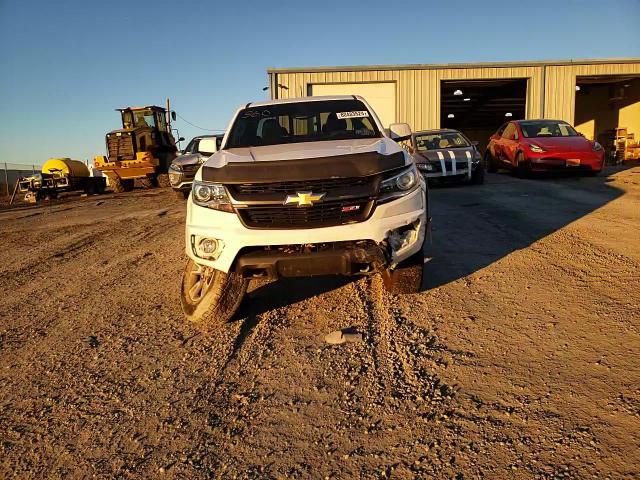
185;186;427;274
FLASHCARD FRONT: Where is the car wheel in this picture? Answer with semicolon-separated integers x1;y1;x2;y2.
156;174;172;188
381;234;425;295
515;152;530;178
180;258;248;325
485;151;497;173
471;163;485;185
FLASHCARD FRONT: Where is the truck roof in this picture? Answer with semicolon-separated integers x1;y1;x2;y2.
247;95;361;108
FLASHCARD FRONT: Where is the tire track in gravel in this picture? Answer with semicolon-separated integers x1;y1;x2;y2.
352;275;448;401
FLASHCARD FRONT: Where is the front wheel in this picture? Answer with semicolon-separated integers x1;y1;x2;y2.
180;258;248;325
156;174;171;188
485;151;497;173
110;176;134;193
470;163;485;185
514;152;530;177
382;244;425;295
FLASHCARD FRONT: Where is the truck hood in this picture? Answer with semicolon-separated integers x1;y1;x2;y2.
203;138;401;168
199;137;408;183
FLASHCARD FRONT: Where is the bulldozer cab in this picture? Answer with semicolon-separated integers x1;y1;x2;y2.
117;106;175;152
120;106;167;131
104;105;177;166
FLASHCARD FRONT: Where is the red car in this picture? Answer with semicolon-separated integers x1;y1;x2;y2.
485;119;605;175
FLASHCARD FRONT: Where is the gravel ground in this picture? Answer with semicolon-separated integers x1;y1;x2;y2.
1;166;639;479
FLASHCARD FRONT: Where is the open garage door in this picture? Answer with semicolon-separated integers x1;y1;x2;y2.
310;82;396;128
440;79;527;151
575;75;640;163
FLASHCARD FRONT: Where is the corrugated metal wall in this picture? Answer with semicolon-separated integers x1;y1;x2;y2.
270;61;640;131
545;63;640;123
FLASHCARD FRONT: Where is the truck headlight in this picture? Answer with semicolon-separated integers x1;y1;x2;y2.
192;180;233;213
380;165;418;193
378;165;420;203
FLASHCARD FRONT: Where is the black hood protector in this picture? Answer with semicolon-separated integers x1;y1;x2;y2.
201;151;406;183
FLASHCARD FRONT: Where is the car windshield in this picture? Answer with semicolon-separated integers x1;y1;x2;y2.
225;100;381;148
183;138;198;154
520;121;578;138
414;131;469;150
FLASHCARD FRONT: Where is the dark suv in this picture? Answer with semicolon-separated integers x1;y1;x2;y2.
168;134;224;198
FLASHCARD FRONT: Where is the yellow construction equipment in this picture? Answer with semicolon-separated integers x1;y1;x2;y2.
94;104;182;192
16;158;105;203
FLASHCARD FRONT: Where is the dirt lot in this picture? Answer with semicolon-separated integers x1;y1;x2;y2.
1;167;639;479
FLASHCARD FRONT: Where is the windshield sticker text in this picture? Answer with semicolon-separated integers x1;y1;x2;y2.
336;111;369;119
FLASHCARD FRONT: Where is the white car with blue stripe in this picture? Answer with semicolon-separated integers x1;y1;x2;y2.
411;129;485;184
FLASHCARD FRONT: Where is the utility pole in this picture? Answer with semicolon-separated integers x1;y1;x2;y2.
166;97;171;133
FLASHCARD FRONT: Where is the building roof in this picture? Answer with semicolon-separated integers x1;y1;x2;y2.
248;95;360;107
268;58;640;74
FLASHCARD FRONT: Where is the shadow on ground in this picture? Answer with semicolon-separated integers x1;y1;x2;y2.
423;165;633;289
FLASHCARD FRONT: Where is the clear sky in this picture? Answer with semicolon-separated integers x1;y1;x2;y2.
1;0;638;166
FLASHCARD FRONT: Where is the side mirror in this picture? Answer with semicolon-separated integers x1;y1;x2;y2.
178;137;185;142
171;111;177;121
197;137;218;155
471;141;479;146
389;123;412;142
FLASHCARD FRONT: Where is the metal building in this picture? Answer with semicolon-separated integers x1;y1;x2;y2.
268;58;640;151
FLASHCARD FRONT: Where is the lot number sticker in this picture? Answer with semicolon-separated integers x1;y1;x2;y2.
336;111;369;119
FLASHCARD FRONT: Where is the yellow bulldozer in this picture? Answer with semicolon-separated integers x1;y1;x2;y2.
94;105;184;192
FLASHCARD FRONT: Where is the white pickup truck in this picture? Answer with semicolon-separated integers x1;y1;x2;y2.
181;95;429;323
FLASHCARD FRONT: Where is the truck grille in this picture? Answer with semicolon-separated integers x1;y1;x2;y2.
106;133;135;161
237;199;372;229
229;176;372;196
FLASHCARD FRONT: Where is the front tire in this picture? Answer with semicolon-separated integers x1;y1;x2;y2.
485;151;497;173
156;174;171;188
382;243;425;295
471;163;485;184
514;152;530;177
110;176;134;193
180;258;248;325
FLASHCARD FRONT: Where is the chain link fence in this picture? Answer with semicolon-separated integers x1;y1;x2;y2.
0;163;42;199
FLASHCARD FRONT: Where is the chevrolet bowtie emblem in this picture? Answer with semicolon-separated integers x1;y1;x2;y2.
284;191;326;207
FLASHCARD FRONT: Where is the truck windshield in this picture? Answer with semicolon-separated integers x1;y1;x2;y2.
226;100;381;148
